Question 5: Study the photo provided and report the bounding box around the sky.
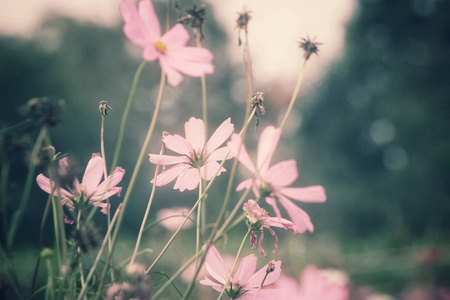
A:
[0,0,356,86]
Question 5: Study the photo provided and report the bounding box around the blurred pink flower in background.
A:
[36,153,125,223]
[228,126,326,233]
[120,0,214,86]
[199,245,281,299]
[149,117,234,191]
[243,199,297,258]
[156,207,195,231]
[273,265,349,300]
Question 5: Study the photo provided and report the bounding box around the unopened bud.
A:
[99,100,112,117]
[298,36,322,61]
[266,260,276,273]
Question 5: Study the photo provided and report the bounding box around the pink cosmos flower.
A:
[36,153,125,223]
[156,207,195,231]
[120,0,214,86]
[200,245,281,299]
[149,117,234,192]
[243,199,297,258]
[227,126,326,233]
[271,265,349,300]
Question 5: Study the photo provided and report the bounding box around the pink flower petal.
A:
[199,277,223,292]
[204,118,234,154]
[152,164,189,186]
[165,47,214,77]
[227,134,256,174]
[236,178,254,192]
[94,167,125,196]
[173,166,199,191]
[200,161,226,181]
[280,186,327,203]
[207,146,231,162]
[233,254,257,285]
[160,23,189,47]
[36,174,72,198]
[266,196,282,219]
[149,154,190,165]
[257,126,281,175]
[246,260,282,289]
[159,55,183,86]
[137,0,161,41]
[90,187,122,202]
[163,134,193,156]
[81,154,104,197]
[277,195,314,233]
[265,160,298,188]
[184,118,206,153]
[204,245,230,285]
[120,0,149,47]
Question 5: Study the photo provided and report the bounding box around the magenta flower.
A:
[243,200,297,258]
[120,0,214,86]
[149,117,234,192]
[200,245,281,299]
[36,153,125,223]
[227,126,326,233]
[271,265,349,300]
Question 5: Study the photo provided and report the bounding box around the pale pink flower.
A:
[243,199,297,258]
[200,245,281,299]
[271,265,349,300]
[36,153,125,223]
[120,0,214,86]
[156,207,195,231]
[149,117,234,192]
[227,126,326,233]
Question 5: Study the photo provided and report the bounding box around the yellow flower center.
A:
[154,40,167,53]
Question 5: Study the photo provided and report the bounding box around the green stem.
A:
[196,170,203,270]
[130,144,164,264]
[243,29,253,127]
[279,60,307,130]
[45,257,55,300]
[95,71,166,300]
[0,244,24,299]
[1,161,10,238]
[109,61,147,173]
[194,28,208,137]
[217,229,251,300]
[152,250,203,299]
[7,126,47,249]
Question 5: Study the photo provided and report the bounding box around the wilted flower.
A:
[106,262,152,300]
[120,0,214,86]
[149,117,234,192]
[20,97,65,128]
[228,126,326,233]
[244,199,297,258]
[36,153,125,223]
[72,221,101,253]
[178,4,207,40]
[200,245,281,299]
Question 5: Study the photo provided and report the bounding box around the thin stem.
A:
[77,204,122,300]
[31,196,52,293]
[45,257,55,300]
[7,126,48,249]
[194,28,208,137]
[109,61,147,173]
[100,115,114,281]
[50,196,62,269]
[0,161,10,238]
[243,29,254,126]
[130,143,164,264]
[0,244,25,299]
[217,229,251,300]
[196,170,203,270]
[95,71,166,300]
[279,60,307,130]
[152,250,203,299]
[252,271,270,300]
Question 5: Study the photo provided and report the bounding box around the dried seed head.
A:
[20,97,65,128]
[298,36,322,60]
[126,263,147,278]
[236,9,251,31]
[73,221,101,253]
[178,4,207,39]
[251,92,266,129]
[266,260,276,273]
[99,100,112,117]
